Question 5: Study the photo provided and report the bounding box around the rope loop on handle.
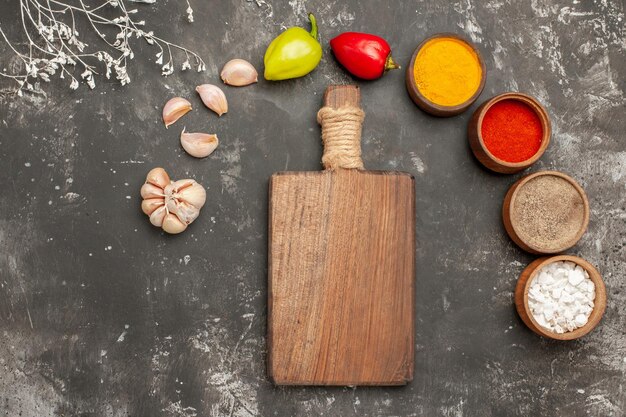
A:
[316,106,365,170]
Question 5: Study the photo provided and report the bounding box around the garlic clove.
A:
[163,182,175,198]
[171,178,196,192]
[180,129,219,158]
[163,97,192,128]
[170,201,200,224]
[141,198,165,216]
[196,84,228,116]
[162,213,187,234]
[141,183,164,199]
[149,205,167,227]
[220,59,258,86]
[165,196,178,216]
[146,167,171,189]
[165,180,205,222]
[176,181,207,208]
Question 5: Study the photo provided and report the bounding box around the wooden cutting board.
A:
[268,85,415,386]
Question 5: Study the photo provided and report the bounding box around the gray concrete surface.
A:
[0,0,624,416]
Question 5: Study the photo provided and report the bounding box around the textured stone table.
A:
[0,0,624,416]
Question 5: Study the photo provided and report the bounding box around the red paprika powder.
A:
[481,99,543,163]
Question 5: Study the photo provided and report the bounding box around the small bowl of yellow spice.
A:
[406,33,486,117]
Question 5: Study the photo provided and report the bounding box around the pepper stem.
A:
[308,13,318,40]
[385,55,400,72]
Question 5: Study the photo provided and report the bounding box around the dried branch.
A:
[0,0,206,96]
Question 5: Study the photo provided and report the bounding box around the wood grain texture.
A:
[323,84,360,108]
[268,84,415,385]
[268,169,415,385]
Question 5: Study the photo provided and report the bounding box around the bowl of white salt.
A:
[515,255,606,340]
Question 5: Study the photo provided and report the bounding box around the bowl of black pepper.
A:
[502,171,590,254]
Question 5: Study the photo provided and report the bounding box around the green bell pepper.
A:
[263,13,322,81]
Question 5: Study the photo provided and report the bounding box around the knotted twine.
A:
[316,105,365,170]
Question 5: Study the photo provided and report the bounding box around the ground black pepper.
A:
[512,175,586,251]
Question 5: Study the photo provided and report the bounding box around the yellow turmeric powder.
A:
[413,37,482,107]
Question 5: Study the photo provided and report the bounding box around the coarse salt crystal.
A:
[568,270,585,286]
[528,261,595,334]
[574,314,587,327]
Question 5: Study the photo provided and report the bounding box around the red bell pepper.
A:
[330,32,399,80]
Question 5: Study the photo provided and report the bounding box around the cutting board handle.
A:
[317,85,365,170]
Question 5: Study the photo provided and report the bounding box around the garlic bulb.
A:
[180,129,219,158]
[163,97,192,128]
[220,59,258,86]
[196,84,228,116]
[141,167,206,234]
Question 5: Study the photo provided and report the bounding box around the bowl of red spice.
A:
[468,92,551,173]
